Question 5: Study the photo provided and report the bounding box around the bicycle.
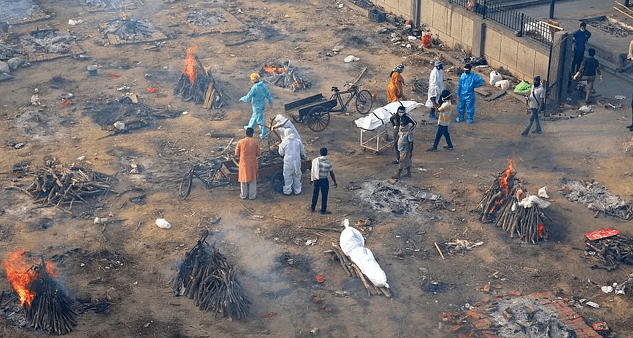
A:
[288,83,373,132]
[178,160,228,199]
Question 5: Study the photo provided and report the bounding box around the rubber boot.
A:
[391,169,402,180]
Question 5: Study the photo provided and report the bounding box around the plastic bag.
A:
[495,79,510,90]
[489,71,502,86]
[339,219,389,288]
[514,81,531,94]
[344,55,360,62]
[421,34,432,48]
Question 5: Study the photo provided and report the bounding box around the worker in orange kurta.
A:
[387,64,406,102]
[235,128,261,200]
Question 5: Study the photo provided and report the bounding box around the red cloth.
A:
[235,137,261,182]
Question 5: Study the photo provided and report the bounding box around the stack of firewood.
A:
[20,162,115,207]
[478,164,549,244]
[585,235,633,270]
[173,231,250,319]
[25,260,77,335]
[326,243,391,298]
[174,54,226,109]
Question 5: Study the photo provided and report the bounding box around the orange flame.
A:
[184,44,199,85]
[498,159,516,197]
[2,249,36,307]
[262,65,285,74]
[490,159,516,214]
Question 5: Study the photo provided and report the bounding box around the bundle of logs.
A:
[585,234,633,270]
[325,243,391,298]
[478,163,549,244]
[21,162,115,207]
[173,231,250,319]
[174,52,226,109]
[25,260,77,335]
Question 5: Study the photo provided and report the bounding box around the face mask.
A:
[437,65,443,70]
[534,82,540,87]
[398,111,404,116]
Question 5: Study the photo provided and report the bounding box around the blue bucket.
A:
[87,65,98,76]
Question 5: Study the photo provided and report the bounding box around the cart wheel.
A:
[307,106,330,132]
[355,90,373,115]
[271,170,284,194]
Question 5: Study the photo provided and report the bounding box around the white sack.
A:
[339,219,389,288]
[489,71,502,86]
[495,79,510,90]
[518,195,551,209]
[354,101,423,131]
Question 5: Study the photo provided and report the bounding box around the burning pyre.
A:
[260,62,311,92]
[3,249,77,335]
[477,160,550,244]
[173,231,250,320]
[174,45,226,109]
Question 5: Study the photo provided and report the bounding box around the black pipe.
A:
[549,0,555,19]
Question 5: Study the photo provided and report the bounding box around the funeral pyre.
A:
[477,161,551,244]
[174,45,227,109]
[259,62,311,92]
[585,229,633,271]
[173,231,250,320]
[101,15,154,41]
[560,178,633,220]
[2,249,77,335]
[15,159,116,207]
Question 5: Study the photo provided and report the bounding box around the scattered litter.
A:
[113,121,125,130]
[344,55,360,62]
[30,94,41,106]
[68,19,83,26]
[615,95,627,100]
[537,186,549,198]
[94,217,108,224]
[584,301,600,308]
[601,285,613,293]
[155,218,171,229]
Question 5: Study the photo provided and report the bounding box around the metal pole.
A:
[549,0,555,19]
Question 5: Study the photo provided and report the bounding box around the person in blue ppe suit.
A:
[240,73,273,136]
[456,63,483,124]
[278,129,305,195]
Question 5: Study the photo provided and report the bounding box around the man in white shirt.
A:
[521,76,545,136]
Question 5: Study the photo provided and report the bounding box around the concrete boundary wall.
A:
[374,0,556,83]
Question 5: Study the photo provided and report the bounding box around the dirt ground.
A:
[2,0,633,337]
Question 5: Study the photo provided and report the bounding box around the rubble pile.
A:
[185,9,225,27]
[22,30,75,54]
[357,180,439,215]
[560,178,633,220]
[81,0,125,9]
[84,96,180,133]
[590,19,631,38]
[259,62,311,92]
[0,41,19,60]
[489,298,575,338]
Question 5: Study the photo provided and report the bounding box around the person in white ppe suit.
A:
[426,60,444,119]
[278,129,305,195]
[271,114,301,142]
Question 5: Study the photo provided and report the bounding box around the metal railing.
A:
[448,0,554,46]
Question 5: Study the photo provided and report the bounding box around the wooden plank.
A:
[474,87,491,97]
[486,90,507,101]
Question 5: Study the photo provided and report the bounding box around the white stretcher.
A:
[354,101,423,153]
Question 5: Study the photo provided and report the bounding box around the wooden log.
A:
[330,243,352,277]
[351,263,376,296]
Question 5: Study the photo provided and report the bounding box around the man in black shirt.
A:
[574,48,602,104]
[572,22,591,74]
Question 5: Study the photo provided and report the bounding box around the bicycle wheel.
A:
[307,106,330,132]
[355,90,373,115]
[179,170,194,199]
